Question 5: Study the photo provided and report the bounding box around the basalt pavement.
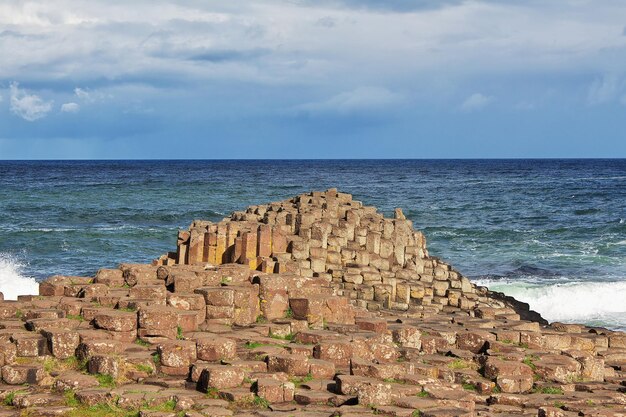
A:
[0,190,624,417]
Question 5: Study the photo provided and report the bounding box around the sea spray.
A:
[0,253,39,300]
[474,278,626,330]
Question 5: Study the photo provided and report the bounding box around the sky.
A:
[1,0,626,159]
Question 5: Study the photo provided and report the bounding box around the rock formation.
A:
[0,190,623,417]
[157,189,544,324]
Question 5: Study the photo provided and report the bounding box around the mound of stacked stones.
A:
[158,189,543,323]
[0,190,623,417]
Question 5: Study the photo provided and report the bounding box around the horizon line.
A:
[2,157,626,162]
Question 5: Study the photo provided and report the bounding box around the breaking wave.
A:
[473,278,626,330]
[0,253,40,300]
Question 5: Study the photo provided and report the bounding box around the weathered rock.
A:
[76,339,125,360]
[483,357,534,393]
[198,365,245,390]
[41,329,80,359]
[196,336,237,362]
[88,354,120,378]
[53,371,99,391]
[256,378,295,403]
[158,340,197,368]
[268,354,310,376]
[2,364,45,385]
[93,310,137,332]
[12,333,48,356]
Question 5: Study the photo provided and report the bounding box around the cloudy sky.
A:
[1,0,626,159]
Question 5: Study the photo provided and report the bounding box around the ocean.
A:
[0,160,625,330]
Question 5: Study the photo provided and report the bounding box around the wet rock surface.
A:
[0,190,623,416]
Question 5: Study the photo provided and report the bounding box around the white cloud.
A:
[75,88,92,102]
[295,86,402,115]
[460,93,493,112]
[9,82,53,121]
[587,74,622,105]
[74,87,111,103]
[61,102,80,113]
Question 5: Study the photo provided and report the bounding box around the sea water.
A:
[0,160,624,330]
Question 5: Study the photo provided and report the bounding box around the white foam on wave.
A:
[474,278,626,329]
[0,253,40,300]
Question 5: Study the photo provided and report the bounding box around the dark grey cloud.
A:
[145,41,271,64]
[187,48,270,63]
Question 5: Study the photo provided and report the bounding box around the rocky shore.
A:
[0,189,624,417]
